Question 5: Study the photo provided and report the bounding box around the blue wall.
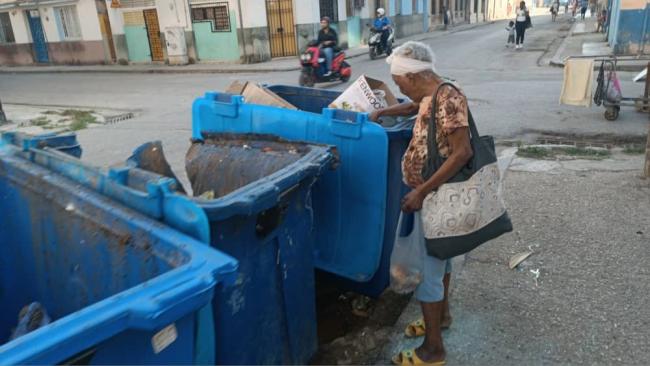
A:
[609,0,650,54]
[607,0,621,47]
[402,0,413,14]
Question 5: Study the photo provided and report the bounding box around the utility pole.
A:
[0,98,6,125]
[641,12,650,177]
[644,114,650,178]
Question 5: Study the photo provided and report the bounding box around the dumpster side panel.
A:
[193,95,390,282]
[0,163,170,322]
[327,126,413,296]
[87,314,194,364]
[209,180,318,364]
[0,146,237,365]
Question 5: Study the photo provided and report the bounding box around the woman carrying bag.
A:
[515,1,530,49]
[370,41,512,366]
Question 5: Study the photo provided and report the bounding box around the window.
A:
[119,0,156,8]
[319,0,338,22]
[0,12,15,43]
[191,3,230,32]
[347,0,365,16]
[55,6,82,40]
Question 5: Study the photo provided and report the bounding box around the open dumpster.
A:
[191,85,413,297]
[126,133,336,364]
[0,133,238,365]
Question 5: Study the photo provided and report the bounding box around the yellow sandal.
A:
[392,349,446,366]
[405,319,426,338]
[405,317,452,338]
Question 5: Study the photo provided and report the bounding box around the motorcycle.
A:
[368,26,394,60]
[298,40,352,87]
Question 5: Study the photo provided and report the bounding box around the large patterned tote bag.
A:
[420,83,513,259]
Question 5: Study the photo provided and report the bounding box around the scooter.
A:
[298,41,352,87]
[368,26,394,60]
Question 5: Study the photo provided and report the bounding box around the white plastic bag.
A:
[606,70,623,103]
[389,212,426,294]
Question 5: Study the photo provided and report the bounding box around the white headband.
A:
[386,54,436,76]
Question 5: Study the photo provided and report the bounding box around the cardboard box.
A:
[329,75,398,113]
[226,81,298,110]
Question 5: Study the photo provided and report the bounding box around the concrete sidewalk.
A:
[377,148,650,365]
[0,22,492,75]
[549,17,604,66]
[549,16,649,71]
[310,146,650,365]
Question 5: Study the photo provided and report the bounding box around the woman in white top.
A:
[515,1,528,49]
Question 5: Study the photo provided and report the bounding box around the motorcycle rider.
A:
[317,16,338,76]
[373,8,392,53]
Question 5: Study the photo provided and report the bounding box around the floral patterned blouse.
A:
[401,84,469,189]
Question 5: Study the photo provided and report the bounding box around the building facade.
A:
[0,0,494,66]
[0,0,111,65]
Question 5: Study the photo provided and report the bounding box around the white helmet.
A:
[377,8,385,16]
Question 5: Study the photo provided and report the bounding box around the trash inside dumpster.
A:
[0,133,238,365]
[127,132,336,364]
[192,85,413,297]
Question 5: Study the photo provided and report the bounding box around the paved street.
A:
[1,14,648,170]
[1,13,649,366]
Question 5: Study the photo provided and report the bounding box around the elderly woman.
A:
[370,41,473,366]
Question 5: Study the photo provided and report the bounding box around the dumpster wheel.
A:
[604,106,620,121]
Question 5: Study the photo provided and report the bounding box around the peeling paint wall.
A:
[608,0,650,55]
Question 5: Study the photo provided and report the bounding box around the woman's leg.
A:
[419,301,446,362]
[412,241,449,362]
[414,257,448,362]
[515,22,524,45]
[441,270,452,327]
[515,24,520,45]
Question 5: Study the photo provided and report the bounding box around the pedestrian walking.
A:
[550,1,559,21]
[443,6,450,30]
[564,1,569,14]
[515,1,529,49]
[589,0,597,17]
[571,0,578,18]
[596,9,607,32]
[506,21,516,47]
[580,0,588,19]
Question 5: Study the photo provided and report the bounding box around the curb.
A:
[548,20,577,67]
[0,22,495,75]
[0,65,303,75]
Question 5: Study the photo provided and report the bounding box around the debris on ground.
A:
[312,277,411,365]
[509,251,534,269]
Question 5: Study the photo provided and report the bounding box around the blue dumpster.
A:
[192,86,413,297]
[0,134,238,364]
[127,132,336,364]
[2,131,82,158]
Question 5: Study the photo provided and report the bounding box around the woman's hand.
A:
[401,188,426,213]
[369,109,383,122]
